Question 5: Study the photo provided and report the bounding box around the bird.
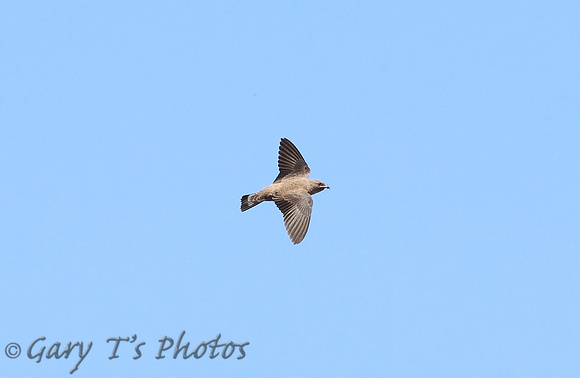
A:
[241,138,329,244]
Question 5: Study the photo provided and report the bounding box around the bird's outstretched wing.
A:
[275,192,313,244]
[273,138,310,183]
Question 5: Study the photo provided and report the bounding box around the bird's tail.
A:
[241,194,262,212]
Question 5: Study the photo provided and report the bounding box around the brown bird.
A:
[241,138,329,244]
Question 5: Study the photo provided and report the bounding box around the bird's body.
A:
[241,138,329,244]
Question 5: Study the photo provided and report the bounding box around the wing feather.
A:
[275,191,313,244]
[273,138,310,183]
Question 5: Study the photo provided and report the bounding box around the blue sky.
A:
[1,1,579,377]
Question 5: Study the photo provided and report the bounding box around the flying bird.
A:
[241,138,329,244]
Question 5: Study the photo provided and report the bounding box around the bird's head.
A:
[308,180,330,195]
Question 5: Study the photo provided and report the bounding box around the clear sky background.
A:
[1,1,579,377]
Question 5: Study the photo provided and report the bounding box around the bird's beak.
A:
[324,185,330,190]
